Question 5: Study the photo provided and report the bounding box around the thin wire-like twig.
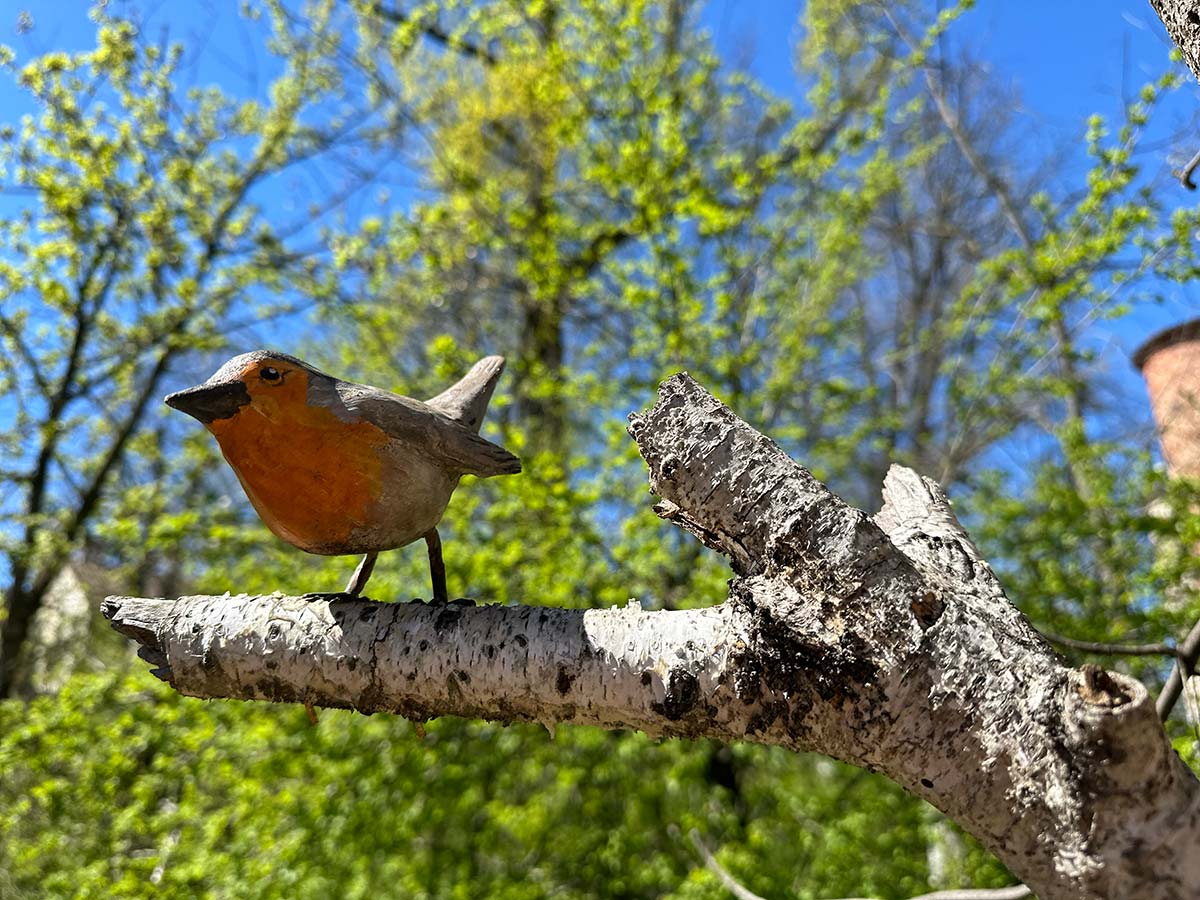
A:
[687,828,1033,900]
[687,828,767,900]
[1043,632,1176,657]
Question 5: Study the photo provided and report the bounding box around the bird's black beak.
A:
[165,380,251,424]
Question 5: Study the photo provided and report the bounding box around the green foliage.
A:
[0,673,1010,900]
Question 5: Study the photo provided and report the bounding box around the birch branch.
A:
[104,373,1200,900]
[1148,0,1200,84]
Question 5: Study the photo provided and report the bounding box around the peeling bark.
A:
[104,374,1200,900]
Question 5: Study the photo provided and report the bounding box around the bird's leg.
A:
[344,551,379,596]
[425,528,448,603]
[298,552,376,602]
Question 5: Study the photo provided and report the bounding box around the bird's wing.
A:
[335,382,521,478]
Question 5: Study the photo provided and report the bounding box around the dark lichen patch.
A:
[391,698,439,723]
[455,669,471,684]
[357,678,385,712]
[651,667,700,720]
[255,677,285,700]
[729,641,762,705]
[555,666,575,695]
[434,606,463,633]
[751,602,880,704]
[786,693,815,738]
[745,699,788,735]
[641,670,653,686]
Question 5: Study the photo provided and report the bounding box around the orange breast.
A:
[209,403,389,555]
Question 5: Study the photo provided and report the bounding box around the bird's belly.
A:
[212,414,455,555]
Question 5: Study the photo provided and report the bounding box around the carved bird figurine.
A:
[165,351,520,601]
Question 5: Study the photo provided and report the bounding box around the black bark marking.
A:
[745,700,788,735]
[652,667,700,720]
[911,590,944,629]
[746,589,881,711]
[555,666,575,695]
[434,606,463,632]
[729,640,762,704]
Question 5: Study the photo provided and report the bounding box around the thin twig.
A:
[371,4,499,65]
[1044,632,1176,657]
[688,828,1033,900]
[1174,146,1200,190]
[896,888,1032,900]
[818,885,1032,899]
[687,829,768,900]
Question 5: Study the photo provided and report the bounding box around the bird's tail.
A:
[425,355,506,434]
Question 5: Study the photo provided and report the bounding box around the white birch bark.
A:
[1148,0,1200,83]
[104,373,1200,900]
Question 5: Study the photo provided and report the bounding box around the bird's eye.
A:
[261,367,282,383]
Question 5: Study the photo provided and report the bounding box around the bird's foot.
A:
[298,591,361,603]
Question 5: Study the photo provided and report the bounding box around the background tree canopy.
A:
[1,1,1198,897]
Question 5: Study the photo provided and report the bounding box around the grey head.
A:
[164,349,341,424]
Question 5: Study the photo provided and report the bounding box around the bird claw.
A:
[298,591,360,603]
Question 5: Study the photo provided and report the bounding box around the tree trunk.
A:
[0,583,38,696]
[103,374,1200,900]
[1149,0,1200,83]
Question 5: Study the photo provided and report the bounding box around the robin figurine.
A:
[165,350,520,601]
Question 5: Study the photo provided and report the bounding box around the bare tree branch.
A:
[1157,616,1200,720]
[1042,632,1177,658]
[371,4,499,65]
